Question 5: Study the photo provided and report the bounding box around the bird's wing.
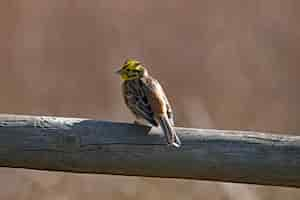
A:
[122,80,158,126]
[160,86,175,125]
[149,79,175,125]
[144,78,180,147]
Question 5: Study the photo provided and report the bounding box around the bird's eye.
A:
[126,69,130,72]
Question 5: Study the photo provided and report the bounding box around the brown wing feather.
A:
[142,77,174,125]
[142,77,180,146]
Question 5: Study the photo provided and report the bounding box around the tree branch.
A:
[0,114,299,187]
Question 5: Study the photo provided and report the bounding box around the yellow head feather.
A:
[116,59,146,80]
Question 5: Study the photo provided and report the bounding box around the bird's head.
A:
[115,59,148,80]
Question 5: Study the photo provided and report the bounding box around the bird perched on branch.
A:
[115,59,181,147]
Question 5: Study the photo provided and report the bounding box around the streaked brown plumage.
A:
[116,59,181,147]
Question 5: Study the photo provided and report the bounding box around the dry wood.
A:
[0,114,299,187]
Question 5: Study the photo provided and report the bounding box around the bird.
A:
[115,59,181,147]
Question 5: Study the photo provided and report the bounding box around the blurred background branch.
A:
[1,114,299,188]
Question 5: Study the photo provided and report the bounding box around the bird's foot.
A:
[133,120,152,133]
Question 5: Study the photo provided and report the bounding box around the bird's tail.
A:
[158,116,181,148]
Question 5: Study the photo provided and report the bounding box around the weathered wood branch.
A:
[0,114,299,187]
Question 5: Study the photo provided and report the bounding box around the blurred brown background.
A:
[1,0,300,199]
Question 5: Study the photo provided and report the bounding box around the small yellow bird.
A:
[116,59,181,147]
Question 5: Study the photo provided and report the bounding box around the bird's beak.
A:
[115,69,122,75]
